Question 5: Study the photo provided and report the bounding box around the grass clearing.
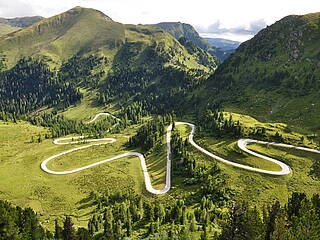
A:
[144,142,167,190]
[0,120,151,230]
[199,137,283,171]
[1,110,320,231]
[59,89,118,121]
[173,114,320,208]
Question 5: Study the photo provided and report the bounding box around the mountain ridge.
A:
[0,6,217,116]
[146,21,230,61]
[0,16,44,36]
[200,12,320,130]
[204,37,240,52]
[0,16,44,27]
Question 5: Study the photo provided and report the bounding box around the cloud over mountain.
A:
[195,19,267,42]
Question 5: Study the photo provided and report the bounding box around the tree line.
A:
[219,192,320,240]
[0,200,52,239]
[0,58,82,115]
[28,113,122,139]
[128,115,173,151]
[196,109,294,144]
[2,192,319,239]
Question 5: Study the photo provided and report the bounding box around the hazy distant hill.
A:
[147,22,230,61]
[205,38,240,52]
[0,16,43,36]
[201,12,320,129]
[0,16,44,27]
[0,25,20,37]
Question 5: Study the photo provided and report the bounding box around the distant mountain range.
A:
[0,16,44,36]
[0,16,44,27]
[0,15,239,62]
[204,38,240,52]
[0,6,217,115]
[146,22,231,61]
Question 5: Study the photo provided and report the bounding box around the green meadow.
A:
[1,111,320,230]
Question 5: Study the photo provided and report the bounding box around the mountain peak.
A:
[0,6,124,65]
[67,6,113,21]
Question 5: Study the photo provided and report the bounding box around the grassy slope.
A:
[0,25,20,36]
[1,107,320,231]
[0,112,169,230]
[0,120,145,229]
[122,24,216,72]
[217,144,320,207]
[203,12,320,132]
[176,112,320,208]
[59,90,107,121]
[0,7,125,68]
[224,90,320,134]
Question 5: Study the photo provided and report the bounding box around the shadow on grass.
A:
[76,193,96,210]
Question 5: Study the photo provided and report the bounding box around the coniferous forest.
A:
[0,4,320,240]
[1,192,320,239]
[0,58,82,115]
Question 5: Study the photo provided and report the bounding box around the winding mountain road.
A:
[41,113,320,194]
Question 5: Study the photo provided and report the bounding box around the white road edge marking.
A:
[41,114,320,194]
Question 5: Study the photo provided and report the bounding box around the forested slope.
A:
[200,12,320,130]
[0,6,217,118]
[148,22,229,61]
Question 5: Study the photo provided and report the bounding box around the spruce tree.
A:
[54,219,63,240]
[62,216,75,240]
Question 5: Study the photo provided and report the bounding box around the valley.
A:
[0,4,320,240]
[1,109,320,234]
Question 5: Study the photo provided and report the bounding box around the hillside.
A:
[0,16,44,27]
[204,37,240,52]
[0,24,20,36]
[201,12,320,131]
[1,7,320,239]
[0,7,124,67]
[0,16,43,36]
[147,22,229,61]
[147,22,213,51]
[0,6,217,116]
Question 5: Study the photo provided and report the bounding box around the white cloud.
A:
[200,33,254,42]
[0,0,319,41]
[0,0,36,17]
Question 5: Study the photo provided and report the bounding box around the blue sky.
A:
[0,0,319,41]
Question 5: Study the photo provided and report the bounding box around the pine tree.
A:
[76,228,90,240]
[190,213,197,232]
[126,217,132,237]
[114,219,122,239]
[54,219,63,240]
[265,201,280,240]
[62,216,75,240]
[172,121,175,131]
[148,222,155,235]
[200,226,208,240]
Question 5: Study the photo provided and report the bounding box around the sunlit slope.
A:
[201,12,320,130]
[0,7,125,67]
[0,25,20,37]
[0,6,217,73]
